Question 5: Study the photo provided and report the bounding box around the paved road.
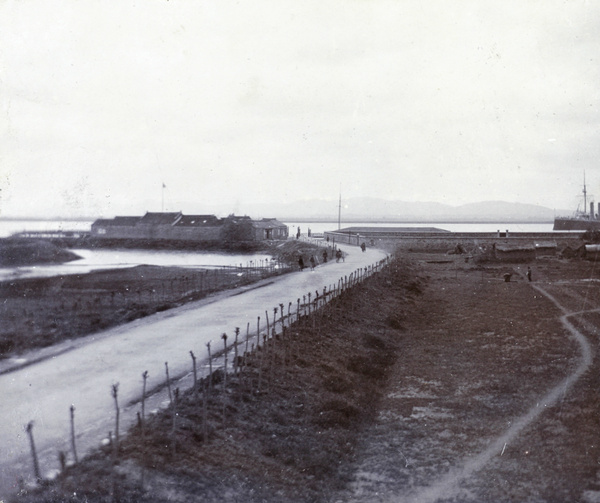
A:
[0,243,388,498]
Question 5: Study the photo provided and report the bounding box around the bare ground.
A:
[11,252,600,502]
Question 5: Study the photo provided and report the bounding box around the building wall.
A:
[324,230,581,254]
[92,217,288,242]
[170,226,222,241]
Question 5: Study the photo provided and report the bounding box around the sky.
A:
[1,0,599,218]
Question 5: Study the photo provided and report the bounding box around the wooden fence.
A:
[22,255,392,497]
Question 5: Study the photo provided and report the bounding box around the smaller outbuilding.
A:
[494,243,536,262]
[252,218,289,240]
[534,241,557,257]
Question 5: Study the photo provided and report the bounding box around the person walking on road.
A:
[309,256,316,270]
[298,256,305,271]
[527,266,532,282]
[322,250,328,263]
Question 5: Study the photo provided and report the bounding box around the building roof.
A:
[534,241,557,248]
[138,212,182,226]
[175,215,222,227]
[339,226,450,234]
[495,244,535,252]
[92,216,140,227]
[252,218,287,229]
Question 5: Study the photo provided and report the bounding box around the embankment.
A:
[0,239,81,267]
[0,240,327,359]
[12,255,414,503]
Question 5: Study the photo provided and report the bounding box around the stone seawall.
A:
[325,230,583,253]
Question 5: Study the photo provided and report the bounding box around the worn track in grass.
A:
[339,256,600,503]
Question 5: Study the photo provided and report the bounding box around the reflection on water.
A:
[0,249,274,281]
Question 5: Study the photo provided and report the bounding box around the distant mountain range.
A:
[235,198,563,223]
[0,199,567,223]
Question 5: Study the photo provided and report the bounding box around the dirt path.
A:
[338,257,600,503]
[394,280,594,503]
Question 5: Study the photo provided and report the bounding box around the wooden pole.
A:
[222,333,228,389]
[25,421,41,482]
[164,362,173,406]
[70,405,78,464]
[190,351,198,398]
[234,327,240,375]
[206,341,213,395]
[111,383,120,453]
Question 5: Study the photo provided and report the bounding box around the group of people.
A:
[297,247,345,271]
[297,255,316,271]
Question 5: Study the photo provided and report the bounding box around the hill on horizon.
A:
[1,198,566,222]
[242,198,562,222]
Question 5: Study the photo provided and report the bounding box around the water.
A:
[0,219,94,238]
[0,220,274,281]
[288,221,555,234]
[0,219,556,239]
[0,218,556,281]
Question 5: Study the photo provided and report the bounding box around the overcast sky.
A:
[1,1,599,218]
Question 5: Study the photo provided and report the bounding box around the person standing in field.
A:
[527,266,532,282]
[298,256,305,271]
[309,256,316,270]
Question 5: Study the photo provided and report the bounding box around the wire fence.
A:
[21,254,392,498]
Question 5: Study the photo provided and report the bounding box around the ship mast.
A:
[583,171,587,212]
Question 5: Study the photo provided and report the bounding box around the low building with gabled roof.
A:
[90,212,288,243]
[252,218,289,240]
[137,212,182,226]
[175,215,221,227]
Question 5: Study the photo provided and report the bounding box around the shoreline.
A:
[0,239,332,360]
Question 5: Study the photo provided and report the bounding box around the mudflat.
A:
[0,240,323,359]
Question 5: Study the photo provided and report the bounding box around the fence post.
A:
[25,421,41,483]
[245,322,250,356]
[256,316,261,349]
[190,351,198,398]
[206,341,213,395]
[234,327,240,376]
[70,404,78,464]
[164,362,173,406]
[265,310,271,344]
[111,383,120,454]
[222,333,228,390]
[141,371,148,436]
